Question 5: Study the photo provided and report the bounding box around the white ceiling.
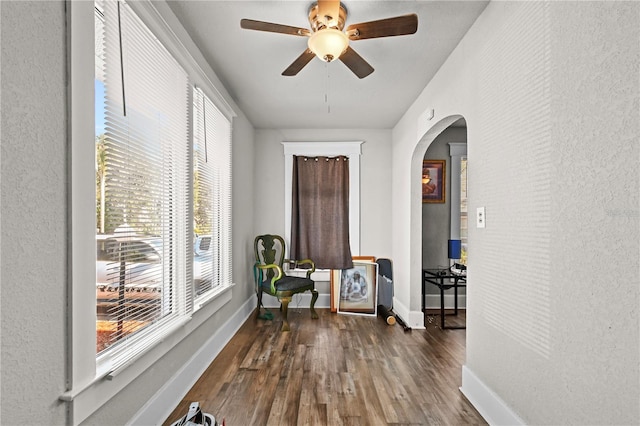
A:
[166,1,488,129]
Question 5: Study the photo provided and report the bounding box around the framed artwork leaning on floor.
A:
[336,260,378,317]
[330,256,375,312]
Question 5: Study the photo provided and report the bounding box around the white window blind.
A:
[96,0,191,372]
[192,87,232,306]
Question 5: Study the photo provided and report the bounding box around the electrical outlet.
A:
[477,207,486,228]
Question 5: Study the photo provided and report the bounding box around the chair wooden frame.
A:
[253,234,319,331]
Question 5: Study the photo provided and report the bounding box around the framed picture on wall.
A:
[422,160,446,203]
[330,256,375,313]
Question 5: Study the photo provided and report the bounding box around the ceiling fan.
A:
[240,1,418,79]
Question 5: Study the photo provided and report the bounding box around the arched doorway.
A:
[410,115,467,328]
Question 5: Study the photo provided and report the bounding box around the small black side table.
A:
[422,268,467,329]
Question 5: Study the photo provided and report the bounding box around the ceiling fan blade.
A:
[346,14,418,40]
[339,46,374,79]
[240,19,310,37]
[317,0,341,27]
[282,49,316,76]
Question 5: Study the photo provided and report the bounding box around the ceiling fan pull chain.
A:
[326,63,331,114]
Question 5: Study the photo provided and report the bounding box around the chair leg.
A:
[280,296,291,332]
[310,289,319,319]
[256,290,263,318]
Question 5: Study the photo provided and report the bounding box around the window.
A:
[94,0,232,372]
[449,143,467,264]
[95,0,191,367]
[67,1,235,421]
[283,141,362,269]
[290,155,353,269]
[192,87,232,305]
[460,156,468,264]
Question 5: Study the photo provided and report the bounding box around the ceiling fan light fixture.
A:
[308,28,348,62]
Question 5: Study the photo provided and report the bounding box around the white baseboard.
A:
[262,294,428,332]
[425,294,467,309]
[245,293,464,326]
[389,298,425,329]
[406,310,426,329]
[460,365,525,426]
[128,296,256,425]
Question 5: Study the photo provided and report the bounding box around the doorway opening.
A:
[415,116,468,329]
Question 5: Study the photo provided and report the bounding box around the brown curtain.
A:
[291,155,353,270]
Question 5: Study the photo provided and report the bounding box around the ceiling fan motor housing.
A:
[308,2,348,31]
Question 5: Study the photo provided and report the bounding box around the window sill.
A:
[287,268,330,281]
[195,282,235,311]
[60,283,234,423]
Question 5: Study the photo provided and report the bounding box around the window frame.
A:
[449,142,467,263]
[192,86,233,309]
[64,1,235,423]
[95,0,193,364]
[282,141,362,279]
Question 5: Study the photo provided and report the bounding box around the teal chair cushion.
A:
[261,275,313,292]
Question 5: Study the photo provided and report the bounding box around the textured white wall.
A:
[1,2,68,423]
[392,1,639,424]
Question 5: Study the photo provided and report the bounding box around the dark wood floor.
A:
[164,308,485,426]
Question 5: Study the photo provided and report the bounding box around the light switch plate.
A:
[477,207,486,228]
